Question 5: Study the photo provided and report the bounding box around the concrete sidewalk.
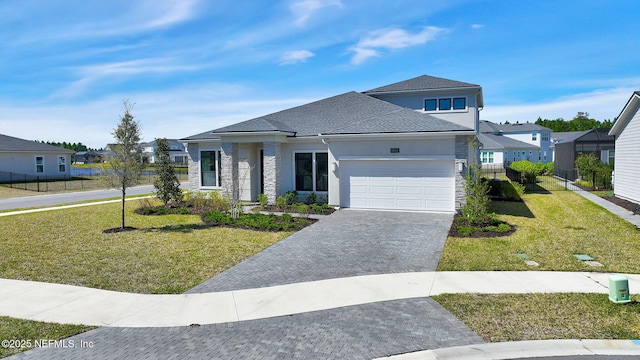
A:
[567,182,640,228]
[2,271,639,328]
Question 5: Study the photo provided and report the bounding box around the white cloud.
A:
[482,87,635,123]
[471,24,484,29]
[290,0,343,26]
[0,84,317,149]
[279,50,315,65]
[51,59,202,99]
[349,26,447,65]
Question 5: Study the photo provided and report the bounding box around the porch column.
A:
[455,136,471,211]
[263,141,281,204]
[221,142,239,197]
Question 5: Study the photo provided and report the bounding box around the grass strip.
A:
[433,293,640,342]
[0,316,95,358]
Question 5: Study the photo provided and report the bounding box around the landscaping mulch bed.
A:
[448,213,516,238]
[602,195,640,214]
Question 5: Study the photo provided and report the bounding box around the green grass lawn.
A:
[0,317,95,358]
[438,190,640,273]
[0,199,291,294]
[434,188,640,342]
[433,293,640,342]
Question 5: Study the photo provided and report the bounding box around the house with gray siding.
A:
[0,134,73,182]
[181,75,483,212]
[552,129,615,180]
[609,91,640,204]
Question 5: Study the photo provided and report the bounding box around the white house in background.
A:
[0,134,73,182]
[181,75,483,212]
[478,120,553,167]
[141,139,188,164]
[477,132,540,168]
[609,91,640,204]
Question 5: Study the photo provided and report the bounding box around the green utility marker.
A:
[573,254,594,261]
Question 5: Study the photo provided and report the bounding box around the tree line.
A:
[533,112,614,132]
[38,141,103,152]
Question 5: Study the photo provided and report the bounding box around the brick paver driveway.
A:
[13,210,484,359]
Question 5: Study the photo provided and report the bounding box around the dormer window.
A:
[424,97,466,112]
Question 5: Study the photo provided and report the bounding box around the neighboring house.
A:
[552,129,615,180]
[140,139,188,164]
[181,75,483,212]
[477,132,539,168]
[74,150,101,164]
[609,91,640,204]
[0,134,73,182]
[477,120,553,167]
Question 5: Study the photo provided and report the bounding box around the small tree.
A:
[461,163,491,225]
[102,100,144,230]
[153,138,182,207]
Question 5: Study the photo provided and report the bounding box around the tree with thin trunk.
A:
[153,138,182,207]
[102,100,144,231]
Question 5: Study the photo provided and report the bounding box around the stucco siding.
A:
[614,107,640,204]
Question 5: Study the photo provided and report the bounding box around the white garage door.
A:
[340,159,455,212]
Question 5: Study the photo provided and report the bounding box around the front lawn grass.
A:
[433,293,640,342]
[0,200,292,294]
[0,317,95,358]
[438,190,640,273]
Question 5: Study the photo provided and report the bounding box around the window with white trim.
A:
[35,156,44,173]
[532,132,537,141]
[294,152,328,192]
[58,156,66,172]
[541,132,550,141]
[424,97,466,112]
[481,151,494,164]
[200,150,222,187]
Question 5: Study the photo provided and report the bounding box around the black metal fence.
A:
[0,168,188,193]
[480,165,575,192]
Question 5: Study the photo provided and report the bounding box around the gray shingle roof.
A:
[0,134,74,153]
[478,133,539,150]
[363,75,480,94]
[182,91,472,140]
[480,120,551,133]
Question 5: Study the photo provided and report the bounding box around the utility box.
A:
[609,275,632,304]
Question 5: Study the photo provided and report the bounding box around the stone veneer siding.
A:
[221,142,238,198]
[454,136,471,211]
[262,142,281,204]
[187,143,200,192]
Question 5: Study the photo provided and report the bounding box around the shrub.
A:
[257,193,268,207]
[456,226,473,237]
[275,195,288,209]
[305,192,317,204]
[201,211,311,231]
[510,160,543,184]
[461,164,491,225]
[285,191,298,205]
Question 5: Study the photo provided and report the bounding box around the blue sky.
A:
[1,0,639,148]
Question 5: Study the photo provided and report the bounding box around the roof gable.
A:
[609,91,640,136]
[0,134,74,153]
[478,133,539,150]
[363,74,480,94]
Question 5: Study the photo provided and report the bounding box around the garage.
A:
[339,159,455,212]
